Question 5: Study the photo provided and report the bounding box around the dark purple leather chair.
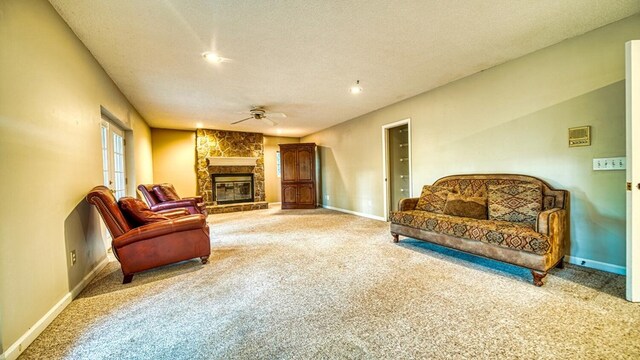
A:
[137,183,207,216]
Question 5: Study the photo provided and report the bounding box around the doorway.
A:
[382,119,412,221]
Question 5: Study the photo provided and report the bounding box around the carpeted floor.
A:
[20,206,640,359]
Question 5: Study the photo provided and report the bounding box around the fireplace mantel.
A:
[207,157,259,167]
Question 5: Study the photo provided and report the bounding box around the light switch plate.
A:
[593,157,626,171]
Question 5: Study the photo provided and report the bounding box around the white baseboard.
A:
[321,204,386,222]
[564,255,626,275]
[1,257,109,360]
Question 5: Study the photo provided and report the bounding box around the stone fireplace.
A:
[196,129,268,213]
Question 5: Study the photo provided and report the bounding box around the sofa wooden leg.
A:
[201,256,209,264]
[555,259,565,269]
[391,232,399,243]
[531,271,547,287]
[123,274,133,284]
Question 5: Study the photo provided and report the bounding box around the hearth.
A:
[212,173,254,204]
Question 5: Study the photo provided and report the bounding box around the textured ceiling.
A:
[49,0,639,137]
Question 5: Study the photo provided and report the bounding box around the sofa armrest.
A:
[536,208,565,236]
[150,199,198,212]
[398,198,419,211]
[183,196,203,203]
[157,208,190,218]
[113,214,207,249]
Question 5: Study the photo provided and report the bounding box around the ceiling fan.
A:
[231,107,286,126]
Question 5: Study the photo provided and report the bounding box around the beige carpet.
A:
[20,206,640,359]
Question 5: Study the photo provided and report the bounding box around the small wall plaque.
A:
[569,126,591,147]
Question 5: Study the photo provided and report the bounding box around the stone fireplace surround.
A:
[196,129,268,213]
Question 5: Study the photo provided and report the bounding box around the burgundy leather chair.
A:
[87,186,211,284]
[137,183,207,216]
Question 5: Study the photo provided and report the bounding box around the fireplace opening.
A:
[212,173,254,204]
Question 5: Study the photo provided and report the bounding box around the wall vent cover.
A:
[569,126,591,147]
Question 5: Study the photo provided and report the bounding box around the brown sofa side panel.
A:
[115,227,211,275]
[543,209,567,269]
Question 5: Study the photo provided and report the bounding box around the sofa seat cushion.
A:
[390,210,550,255]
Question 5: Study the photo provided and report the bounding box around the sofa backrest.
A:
[433,174,568,211]
[86,185,132,238]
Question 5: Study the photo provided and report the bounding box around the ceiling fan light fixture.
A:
[202,52,226,63]
[350,80,363,94]
[231,107,284,126]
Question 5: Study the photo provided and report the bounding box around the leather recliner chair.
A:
[138,183,208,216]
[87,186,211,284]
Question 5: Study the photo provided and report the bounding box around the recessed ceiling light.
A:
[202,52,227,63]
[196,122,203,128]
[350,80,363,94]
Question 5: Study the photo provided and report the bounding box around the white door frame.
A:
[99,109,128,252]
[626,40,640,302]
[100,118,127,198]
[382,118,412,221]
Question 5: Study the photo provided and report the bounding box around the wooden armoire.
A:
[279,143,316,209]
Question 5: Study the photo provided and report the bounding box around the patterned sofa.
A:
[390,174,568,286]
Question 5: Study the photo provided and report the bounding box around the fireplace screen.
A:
[212,174,254,204]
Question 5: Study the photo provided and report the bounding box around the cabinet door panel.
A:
[282,185,297,204]
[297,148,314,181]
[297,184,315,205]
[282,149,297,182]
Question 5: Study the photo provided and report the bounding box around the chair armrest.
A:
[183,196,203,203]
[157,208,190,218]
[536,208,565,236]
[113,214,207,249]
[150,199,198,212]
[398,198,419,211]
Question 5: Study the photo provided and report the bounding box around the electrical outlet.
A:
[593,157,626,171]
[70,250,77,266]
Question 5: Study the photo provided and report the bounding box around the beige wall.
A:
[131,120,154,194]
[303,15,640,268]
[151,129,197,197]
[0,0,153,354]
[264,136,300,202]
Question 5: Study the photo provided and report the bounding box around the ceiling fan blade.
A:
[231,117,253,125]
[262,117,277,126]
[265,112,286,118]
